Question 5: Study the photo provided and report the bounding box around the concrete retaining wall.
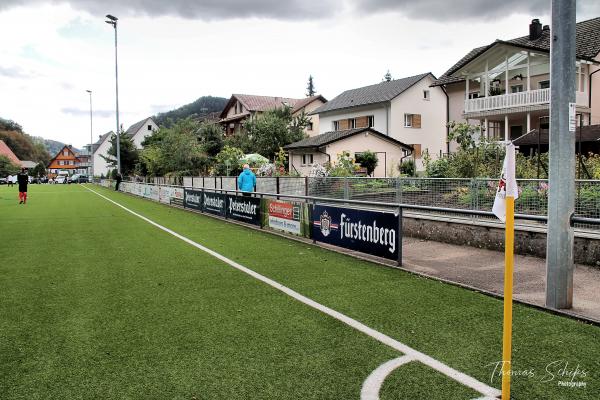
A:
[403,216,600,266]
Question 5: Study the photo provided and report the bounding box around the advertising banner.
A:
[202,192,226,216]
[262,199,310,237]
[159,186,173,204]
[171,187,184,206]
[184,189,203,211]
[312,205,399,260]
[226,194,261,226]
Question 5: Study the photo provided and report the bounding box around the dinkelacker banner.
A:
[226,194,261,226]
[312,204,399,260]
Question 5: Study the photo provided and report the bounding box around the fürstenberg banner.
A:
[312,204,399,260]
[203,192,226,216]
[262,199,310,237]
[226,194,261,226]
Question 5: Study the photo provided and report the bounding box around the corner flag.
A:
[492,143,518,222]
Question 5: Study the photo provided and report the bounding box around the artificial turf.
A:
[0,184,598,399]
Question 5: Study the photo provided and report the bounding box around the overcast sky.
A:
[1,1,599,148]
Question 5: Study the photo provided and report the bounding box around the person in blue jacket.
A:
[237,164,256,197]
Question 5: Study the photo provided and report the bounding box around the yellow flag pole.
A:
[501,195,515,399]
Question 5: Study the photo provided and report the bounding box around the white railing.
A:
[465,88,590,113]
[464,88,550,113]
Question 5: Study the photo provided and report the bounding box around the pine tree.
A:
[306,75,316,97]
[384,70,392,82]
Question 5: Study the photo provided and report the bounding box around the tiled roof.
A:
[514,124,600,145]
[291,95,327,113]
[220,94,305,119]
[93,131,113,153]
[283,127,413,150]
[311,73,431,114]
[0,139,20,164]
[432,17,600,87]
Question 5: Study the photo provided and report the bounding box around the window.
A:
[63,149,69,156]
[404,113,421,128]
[333,121,340,131]
[147,125,152,131]
[539,116,550,132]
[539,80,550,89]
[468,92,480,99]
[423,90,430,100]
[307,122,313,131]
[487,121,502,140]
[348,118,356,129]
[367,115,374,127]
[511,85,524,93]
[302,154,313,165]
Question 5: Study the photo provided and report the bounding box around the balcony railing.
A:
[464,88,550,113]
[464,88,590,114]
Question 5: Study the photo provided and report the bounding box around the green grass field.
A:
[1,184,598,399]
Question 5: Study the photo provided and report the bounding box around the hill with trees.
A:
[0,117,50,164]
[154,96,228,128]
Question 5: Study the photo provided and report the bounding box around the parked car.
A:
[69,174,89,183]
[0,177,7,185]
[55,175,67,184]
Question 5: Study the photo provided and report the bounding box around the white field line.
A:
[361,355,415,400]
[85,186,501,399]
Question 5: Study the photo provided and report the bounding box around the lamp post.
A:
[86,90,93,180]
[105,14,121,175]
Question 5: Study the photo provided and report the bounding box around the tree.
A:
[447,121,482,150]
[244,106,308,159]
[101,133,139,175]
[214,146,245,176]
[0,155,20,176]
[0,117,23,133]
[356,150,379,176]
[197,122,224,157]
[384,70,392,82]
[31,162,46,177]
[306,75,316,97]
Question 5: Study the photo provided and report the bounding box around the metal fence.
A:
[178,176,600,230]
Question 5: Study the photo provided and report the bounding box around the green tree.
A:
[384,70,392,82]
[0,155,20,176]
[244,106,307,159]
[31,162,46,177]
[224,131,253,154]
[101,133,139,175]
[214,146,245,176]
[306,75,316,96]
[356,150,378,176]
[447,121,482,150]
[197,122,224,157]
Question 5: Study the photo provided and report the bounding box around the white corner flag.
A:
[492,143,518,222]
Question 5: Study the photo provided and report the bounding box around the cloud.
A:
[0,65,36,79]
[62,107,114,118]
[0,0,339,21]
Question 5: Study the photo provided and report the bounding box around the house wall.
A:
[318,105,388,134]
[592,54,600,125]
[93,135,113,177]
[325,132,407,177]
[289,150,329,176]
[131,119,159,148]
[390,75,447,170]
[300,99,325,137]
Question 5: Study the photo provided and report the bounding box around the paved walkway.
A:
[402,237,600,323]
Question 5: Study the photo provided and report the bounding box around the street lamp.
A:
[86,89,94,181]
[105,14,121,175]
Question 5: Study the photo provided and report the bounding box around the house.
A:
[47,145,82,177]
[284,127,413,177]
[91,117,158,177]
[0,140,37,170]
[431,17,600,149]
[308,73,447,171]
[219,94,326,136]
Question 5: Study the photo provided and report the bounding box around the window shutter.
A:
[339,119,349,130]
[411,144,422,159]
[355,116,368,128]
[413,114,421,128]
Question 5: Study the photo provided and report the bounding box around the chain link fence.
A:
[179,176,600,231]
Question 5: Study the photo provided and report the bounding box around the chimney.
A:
[543,25,550,31]
[529,19,542,40]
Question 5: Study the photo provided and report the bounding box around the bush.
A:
[398,159,415,176]
[355,150,378,176]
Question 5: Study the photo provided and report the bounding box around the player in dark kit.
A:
[17,168,29,204]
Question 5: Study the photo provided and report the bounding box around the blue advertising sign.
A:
[226,194,261,226]
[312,205,399,260]
[184,189,203,211]
[203,192,226,216]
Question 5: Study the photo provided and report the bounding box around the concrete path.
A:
[402,237,600,323]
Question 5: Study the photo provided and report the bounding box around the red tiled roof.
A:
[0,140,20,164]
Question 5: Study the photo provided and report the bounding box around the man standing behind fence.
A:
[238,164,256,197]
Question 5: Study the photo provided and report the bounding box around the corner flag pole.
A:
[501,193,515,399]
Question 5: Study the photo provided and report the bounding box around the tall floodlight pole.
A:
[546,0,576,309]
[105,14,121,175]
[86,90,94,180]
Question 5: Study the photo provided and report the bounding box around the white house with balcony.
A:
[431,17,600,148]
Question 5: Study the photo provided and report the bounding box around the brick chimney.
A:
[529,19,543,40]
